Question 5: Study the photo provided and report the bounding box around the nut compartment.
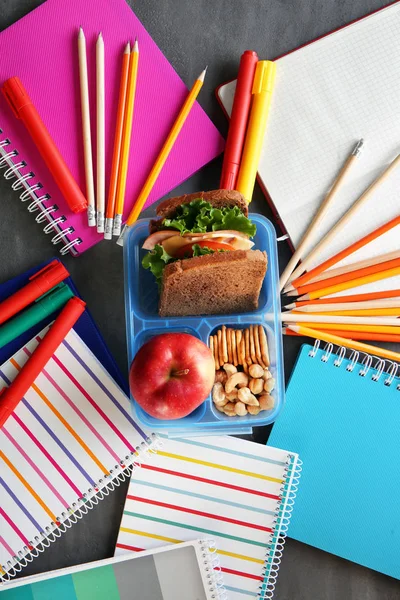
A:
[124,213,284,434]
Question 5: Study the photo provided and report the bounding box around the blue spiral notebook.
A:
[268,343,400,580]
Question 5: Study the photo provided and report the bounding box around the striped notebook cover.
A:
[0,327,158,582]
[115,435,301,600]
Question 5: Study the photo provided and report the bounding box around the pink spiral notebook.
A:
[0,0,224,256]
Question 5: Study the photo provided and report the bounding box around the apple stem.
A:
[173,368,190,377]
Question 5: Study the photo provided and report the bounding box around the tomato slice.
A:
[173,240,235,259]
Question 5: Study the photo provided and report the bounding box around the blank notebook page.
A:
[218,2,400,295]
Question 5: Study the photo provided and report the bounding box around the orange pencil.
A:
[283,328,400,343]
[285,322,400,334]
[291,214,400,290]
[104,42,131,239]
[295,265,400,301]
[292,307,400,317]
[284,289,400,310]
[287,256,400,296]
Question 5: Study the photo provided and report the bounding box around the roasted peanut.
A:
[223,363,237,377]
[223,402,236,416]
[215,370,227,384]
[249,378,264,395]
[247,405,261,415]
[258,394,275,411]
[237,387,259,406]
[225,372,249,393]
[249,364,264,378]
[264,377,275,393]
[262,369,272,381]
[235,401,248,416]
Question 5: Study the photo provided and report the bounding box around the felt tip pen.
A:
[1,77,88,214]
[220,50,258,190]
[0,296,86,427]
[0,260,69,326]
[236,60,276,203]
[0,283,74,349]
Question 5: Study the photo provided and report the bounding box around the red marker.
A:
[2,77,88,214]
[0,260,69,326]
[220,50,258,190]
[0,297,86,427]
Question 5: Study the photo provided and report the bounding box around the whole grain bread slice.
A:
[159,249,267,317]
[149,189,248,234]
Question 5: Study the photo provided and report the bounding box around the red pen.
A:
[220,50,258,190]
[0,296,86,427]
[1,77,88,214]
[0,260,69,326]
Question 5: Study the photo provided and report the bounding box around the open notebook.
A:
[116,435,301,600]
[0,327,158,582]
[268,343,400,579]
[217,2,400,295]
[0,0,224,256]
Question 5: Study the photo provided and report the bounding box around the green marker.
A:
[0,283,74,348]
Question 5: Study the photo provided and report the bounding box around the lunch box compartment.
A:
[124,213,284,434]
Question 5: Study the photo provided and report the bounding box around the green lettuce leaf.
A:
[192,244,215,256]
[142,244,174,287]
[163,199,256,237]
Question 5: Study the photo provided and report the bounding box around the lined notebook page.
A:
[116,435,299,600]
[0,328,153,578]
[218,2,400,295]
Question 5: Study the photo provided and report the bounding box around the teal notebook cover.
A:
[268,343,400,579]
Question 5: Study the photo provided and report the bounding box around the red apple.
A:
[129,333,215,420]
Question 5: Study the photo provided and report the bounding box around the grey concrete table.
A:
[1,1,400,598]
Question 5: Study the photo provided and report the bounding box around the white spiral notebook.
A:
[218,1,400,295]
[116,435,301,600]
[0,326,159,582]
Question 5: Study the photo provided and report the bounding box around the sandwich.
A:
[142,189,268,317]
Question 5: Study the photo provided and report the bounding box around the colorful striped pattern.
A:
[117,435,294,600]
[0,328,151,578]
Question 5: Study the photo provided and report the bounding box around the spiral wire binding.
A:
[0,433,162,582]
[0,129,82,256]
[258,454,302,599]
[200,539,228,600]
[309,340,400,388]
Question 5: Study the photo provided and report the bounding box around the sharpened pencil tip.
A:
[133,38,139,53]
[124,42,131,53]
[79,26,84,37]
[283,304,294,311]
[197,67,207,83]
[284,283,295,293]
[286,290,298,297]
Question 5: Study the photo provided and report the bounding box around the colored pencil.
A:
[113,39,139,237]
[284,289,400,309]
[77,27,96,227]
[285,324,400,363]
[290,299,400,312]
[291,307,400,317]
[96,32,105,233]
[104,42,130,240]
[287,154,400,284]
[290,214,400,290]
[300,249,400,286]
[280,140,364,290]
[284,322,400,334]
[283,327,400,343]
[282,313,400,326]
[293,265,400,301]
[287,256,400,296]
[116,67,207,245]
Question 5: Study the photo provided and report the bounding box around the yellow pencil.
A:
[113,39,139,237]
[117,67,207,246]
[236,61,276,203]
[286,324,400,363]
[289,322,400,335]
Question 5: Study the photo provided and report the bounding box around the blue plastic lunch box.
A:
[123,213,284,435]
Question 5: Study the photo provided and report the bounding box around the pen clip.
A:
[29,260,61,282]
